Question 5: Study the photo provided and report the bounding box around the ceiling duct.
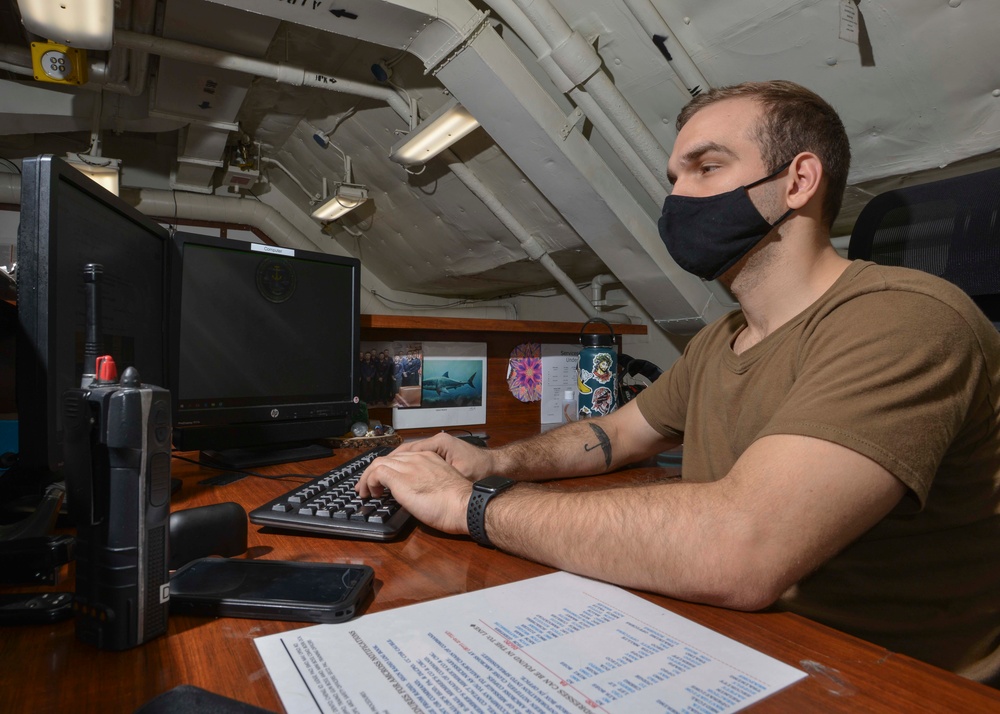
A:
[205,0,727,333]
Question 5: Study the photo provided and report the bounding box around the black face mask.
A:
[657,161,793,281]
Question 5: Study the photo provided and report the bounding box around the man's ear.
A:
[785,152,823,212]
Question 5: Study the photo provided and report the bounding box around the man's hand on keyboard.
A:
[390,433,493,481]
[356,450,472,535]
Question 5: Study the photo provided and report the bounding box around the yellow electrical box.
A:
[30,41,88,86]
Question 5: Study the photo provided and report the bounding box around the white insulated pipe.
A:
[504,0,671,191]
[621,0,711,99]
[0,60,33,77]
[114,30,413,122]
[0,174,515,319]
[0,42,144,96]
[445,150,599,319]
[485,0,665,202]
[6,29,610,321]
[102,0,157,96]
[382,106,607,320]
[0,173,325,255]
[590,273,620,304]
[120,187,327,253]
[0,174,19,204]
[259,157,323,203]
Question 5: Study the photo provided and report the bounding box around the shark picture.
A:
[422,371,477,395]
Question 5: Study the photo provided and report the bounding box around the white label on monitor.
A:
[251,243,295,257]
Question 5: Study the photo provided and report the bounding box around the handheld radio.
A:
[61,263,171,650]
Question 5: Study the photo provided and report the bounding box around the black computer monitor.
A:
[167,233,361,468]
[15,155,168,484]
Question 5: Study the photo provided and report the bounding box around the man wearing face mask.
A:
[357,80,1000,685]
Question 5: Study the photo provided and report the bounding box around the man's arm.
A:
[359,432,906,611]
[493,400,678,480]
[385,399,678,483]
[489,433,907,609]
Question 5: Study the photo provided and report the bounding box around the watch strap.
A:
[467,477,515,548]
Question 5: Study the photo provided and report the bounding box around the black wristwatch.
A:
[466,476,516,548]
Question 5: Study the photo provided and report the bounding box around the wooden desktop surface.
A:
[1,427,998,713]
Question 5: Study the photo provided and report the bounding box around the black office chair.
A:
[847,166,1000,327]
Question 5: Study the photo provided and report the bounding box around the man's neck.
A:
[731,241,851,354]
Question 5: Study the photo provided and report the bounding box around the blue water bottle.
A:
[578,318,618,418]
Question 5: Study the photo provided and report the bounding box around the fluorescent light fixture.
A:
[311,183,369,221]
[389,99,480,167]
[65,152,121,195]
[16,0,114,49]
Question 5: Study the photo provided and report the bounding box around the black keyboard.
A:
[248,446,410,540]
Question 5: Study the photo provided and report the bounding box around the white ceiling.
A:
[2,0,999,331]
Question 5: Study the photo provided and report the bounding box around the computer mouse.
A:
[456,434,488,448]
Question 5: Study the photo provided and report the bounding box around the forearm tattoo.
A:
[583,423,613,470]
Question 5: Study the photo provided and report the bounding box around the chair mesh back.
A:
[848,167,1000,322]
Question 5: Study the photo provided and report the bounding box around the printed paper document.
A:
[255,572,805,714]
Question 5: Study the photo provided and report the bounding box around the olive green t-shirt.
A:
[636,260,1000,683]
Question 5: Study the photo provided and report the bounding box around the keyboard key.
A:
[248,446,410,540]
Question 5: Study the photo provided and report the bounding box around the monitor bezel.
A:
[166,232,361,453]
[15,154,170,477]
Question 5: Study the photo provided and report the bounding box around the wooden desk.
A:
[2,432,998,713]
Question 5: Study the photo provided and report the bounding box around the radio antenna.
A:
[81,263,103,387]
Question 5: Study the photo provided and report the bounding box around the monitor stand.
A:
[199,442,333,471]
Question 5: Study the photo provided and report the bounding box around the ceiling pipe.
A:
[0,43,141,96]
[0,173,514,319]
[393,122,621,321]
[590,273,620,304]
[0,60,33,77]
[1,175,321,255]
[0,1,153,97]
[259,157,323,203]
[380,94,611,321]
[0,174,19,204]
[102,0,157,96]
[496,0,671,192]
[94,32,584,319]
[198,0,726,332]
[50,20,640,323]
[442,149,601,320]
[121,187,327,252]
[621,0,711,98]
[103,0,132,85]
[0,44,32,70]
[114,30,413,122]
[484,1,665,203]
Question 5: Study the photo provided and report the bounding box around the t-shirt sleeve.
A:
[758,290,988,503]
[635,341,694,439]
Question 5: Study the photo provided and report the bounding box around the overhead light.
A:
[16,0,114,49]
[65,152,120,195]
[29,41,88,85]
[311,184,369,221]
[389,99,480,167]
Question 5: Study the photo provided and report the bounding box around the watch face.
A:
[475,475,515,493]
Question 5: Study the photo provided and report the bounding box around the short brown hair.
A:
[676,80,851,229]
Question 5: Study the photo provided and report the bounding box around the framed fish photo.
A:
[392,343,487,429]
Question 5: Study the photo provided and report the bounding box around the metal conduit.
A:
[102,0,157,96]
[114,31,413,122]
[3,29,612,320]
[0,173,516,319]
[111,30,604,319]
[503,0,671,191]
[485,0,665,203]
[621,0,712,97]
[443,149,601,320]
